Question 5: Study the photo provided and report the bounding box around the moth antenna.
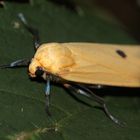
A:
[18,13,40,49]
[18,13,28,25]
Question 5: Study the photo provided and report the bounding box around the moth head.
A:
[28,58,46,79]
[35,66,44,77]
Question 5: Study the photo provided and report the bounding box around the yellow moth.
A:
[29,42,140,87]
[1,13,140,126]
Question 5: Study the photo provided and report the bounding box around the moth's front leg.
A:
[0,58,30,69]
[45,79,51,116]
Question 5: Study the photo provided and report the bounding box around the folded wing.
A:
[59,43,140,87]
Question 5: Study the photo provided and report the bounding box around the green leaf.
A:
[0,1,140,140]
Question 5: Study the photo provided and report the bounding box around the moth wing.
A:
[58,43,140,87]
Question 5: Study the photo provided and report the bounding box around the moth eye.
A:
[35,66,44,77]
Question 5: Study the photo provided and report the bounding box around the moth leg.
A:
[45,79,51,116]
[88,84,103,89]
[77,85,125,126]
[0,58,30,69]
[64,83,124,126]
[18,13,40,49]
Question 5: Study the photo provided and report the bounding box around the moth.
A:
[1,13,140,126]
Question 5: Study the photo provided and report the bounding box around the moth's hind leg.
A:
[87,84,103,89]
[0,58,30,69]
[18,13,40,49]
[63,83,125,126]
